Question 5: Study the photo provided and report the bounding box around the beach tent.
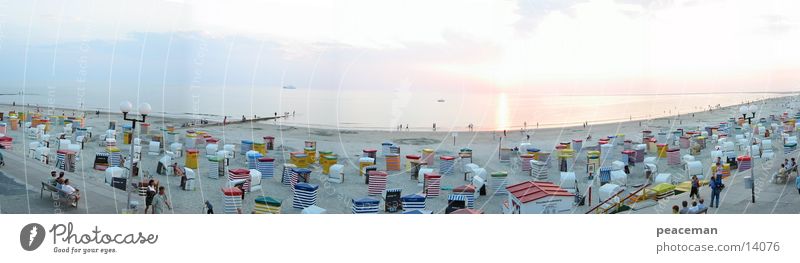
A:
[368,171,388,196]
[183,168,196,191]
[56,150,77,172]
[401,194,426,210]
[473,168,487,182]
[610,169,627,186]
[423,173,442,197]
[148,141,161,156]
[328,164,344,183]
[256,157,275,179]
[598,183,623,204]
[169,142,183,157]
[363,166,377,184]
[222,187,243,214]
[352,197,380,214]
[402,209,433,214]
[463,163,480,180]
[254,196,282,214]
[291,168,312,186]
[445,194,467,214]
[418,167,434,183]
[246,150,262,170]
[302,205,326,214]
[472,176,486,196]
[531,160,548,180]
[489,172,509,196]
[439,156,455,175]
[559,172,577,193]
[223,144,236,159]
[104,167,125,185]
[205,142,218,157]
[249,169,263,192]
[281,163,297,186]
[358,157,374,176]
[292,183,318,209]
[384,188,402,212]
[93,152,110,171]
[599,167,611,185]
[227,168,251,192]
[452,185,476,208]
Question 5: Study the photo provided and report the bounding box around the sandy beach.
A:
[1,95,799,214]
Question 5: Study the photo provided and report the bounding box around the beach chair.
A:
[249,169,263,192]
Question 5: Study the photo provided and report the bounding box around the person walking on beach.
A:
[709,174,722,208]
[406,124,409,130]
[152,186,172,214]
[690,175,700,200]
[205,200,214,214]
[503,130,506,137]
[432,123,436,131]
[144,180,156,214]
[795,174,800,195]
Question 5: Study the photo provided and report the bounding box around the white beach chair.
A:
[249,169,262,192]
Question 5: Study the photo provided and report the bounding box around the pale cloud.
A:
[3,0,800,94]
[192,0,520,50]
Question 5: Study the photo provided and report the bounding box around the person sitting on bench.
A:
[60,179,80,207]
[48,171,58,186]
[774,164,788,183]
[55,172,66,187]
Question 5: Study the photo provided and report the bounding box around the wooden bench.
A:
[40,181,79,207]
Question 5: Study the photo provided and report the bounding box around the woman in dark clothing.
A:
[689,175,700,200]
[144,180,156,214]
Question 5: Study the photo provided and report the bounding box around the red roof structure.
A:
[506,181,574,204]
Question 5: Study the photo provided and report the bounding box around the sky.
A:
[1,0,800,104]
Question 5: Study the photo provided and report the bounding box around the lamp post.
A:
[744,105,758,203]
[740,105,758,125]
[120,101,151,177]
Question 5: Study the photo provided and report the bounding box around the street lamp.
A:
[739,105,750,125]
[120,101,151,176]
[118,101,151,213]
[746,105,758,203]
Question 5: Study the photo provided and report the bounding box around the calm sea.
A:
[1,87,792,131]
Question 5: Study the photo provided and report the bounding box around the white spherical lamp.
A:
[739,106,749,115]
[139,103,152,115]
[119,101,133,113]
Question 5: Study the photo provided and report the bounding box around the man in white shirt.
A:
[60,179,81,207]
